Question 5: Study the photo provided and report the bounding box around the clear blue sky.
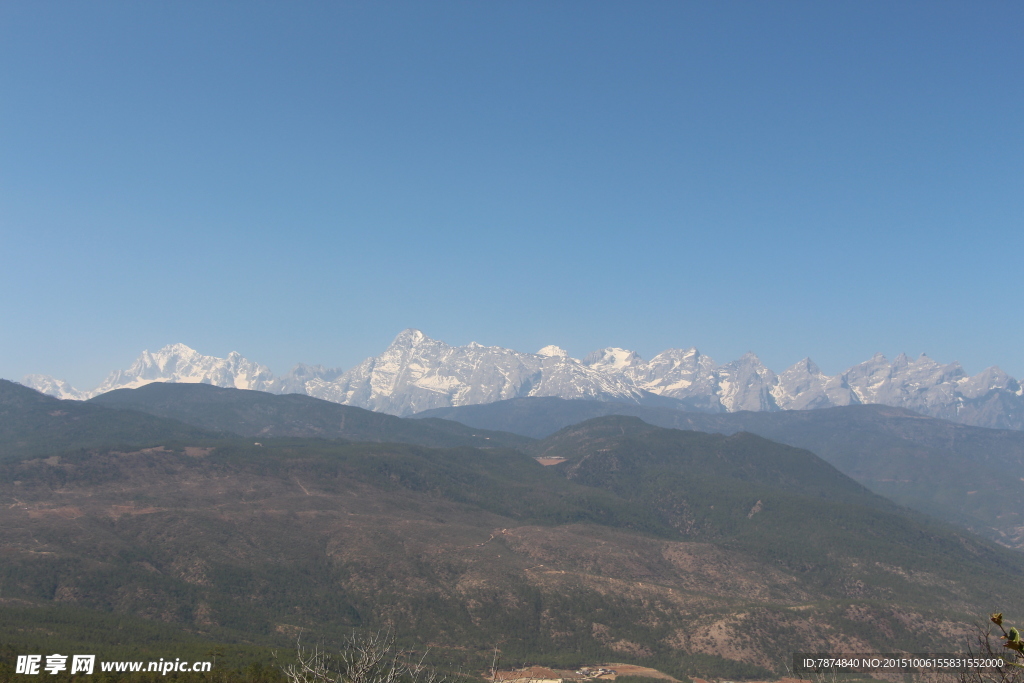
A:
[2,1,1022,388]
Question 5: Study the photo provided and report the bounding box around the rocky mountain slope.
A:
[21,329,1024,429]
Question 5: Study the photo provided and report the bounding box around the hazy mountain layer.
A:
[21,329,1024,429]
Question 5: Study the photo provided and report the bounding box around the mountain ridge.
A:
[21,328,1024,429]
[87,381,534,450]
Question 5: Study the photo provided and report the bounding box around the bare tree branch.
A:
[279,630,451,683]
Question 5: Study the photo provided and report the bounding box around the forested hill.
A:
[419,397,1024,548]
[0,379,221,460]
[89,382,533,449]
[529,415,1022,579]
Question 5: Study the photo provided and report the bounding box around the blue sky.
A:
[2,1,1022,387]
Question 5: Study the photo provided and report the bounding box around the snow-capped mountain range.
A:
[21,329,1024,430]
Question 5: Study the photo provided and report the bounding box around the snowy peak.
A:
[715,352,778,412]
[305,332,645,415]
[24,344,279,399]
[277,363,342,395]
[959,366,1018,399]
[96,343,277,394]
[793,357,823,376]
[773,358,832,410]
[582,347,643,372]
[390,328,429,349]
[123,343,205,380]
[21,374,89,401]
[842,352,967,415]
[629,347,716,409]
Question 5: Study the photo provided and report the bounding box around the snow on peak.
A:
[537,345,568,358]
[158,342,200,355]
[391,329,428,347]
[21,374,89,401]
[796,357,822,374]
[24,343,279,399]
[583,347,642,372]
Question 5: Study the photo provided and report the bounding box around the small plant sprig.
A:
[991,614,1024,667]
